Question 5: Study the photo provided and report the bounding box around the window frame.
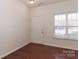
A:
[53,12,78,40]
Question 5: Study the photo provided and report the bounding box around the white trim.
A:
[43,43,78,50]
[0,42,30,59]
[32,42,78,50]
[53,35,78,41]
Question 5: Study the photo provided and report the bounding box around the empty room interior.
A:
[0,0,78,59]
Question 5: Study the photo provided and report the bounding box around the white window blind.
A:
[54,13,78,40]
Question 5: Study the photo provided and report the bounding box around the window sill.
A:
[53,35,78,41]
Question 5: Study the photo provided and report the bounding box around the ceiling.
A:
[21,0,68,7]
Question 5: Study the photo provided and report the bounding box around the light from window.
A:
[54,13,78,40]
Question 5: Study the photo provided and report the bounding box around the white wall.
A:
[0,0,30,58]
[0,0,78,58]
[31,0,78,50]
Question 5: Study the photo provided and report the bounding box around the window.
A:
[54,13,78,40]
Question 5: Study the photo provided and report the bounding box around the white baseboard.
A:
[0,42,30,59]
[32,42,77,50]
[0,42,77,59]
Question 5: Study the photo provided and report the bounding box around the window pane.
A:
[55,14,66,26]
[68,13,78,26]
[55,27,66,35]
[54,13,78,40]
[68,27,78,36]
